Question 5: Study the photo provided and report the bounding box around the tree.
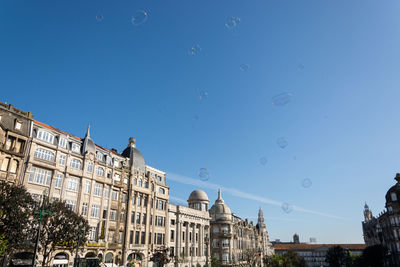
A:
[36,199,89,267]
[267,251,307,267]
[325,246,350,267]
[150,246,171,267]
[210,256,220,267]
[0,182,35,264]
[243,249,257,267]
[355,245,385,267]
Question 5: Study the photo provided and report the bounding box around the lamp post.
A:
[31,189,49,267]
[73,232,81,267]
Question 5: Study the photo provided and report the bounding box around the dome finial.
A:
[218,189,222,200]
[86,124,91,138]
[395,173,400,183]
[129,137,136,148]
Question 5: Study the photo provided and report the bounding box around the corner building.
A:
[167,190,211,267]
[22,120,169,267]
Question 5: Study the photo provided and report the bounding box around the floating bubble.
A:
[301,178,312,188]
[240,64,250,72]
[131,10,148,26]
[259,157,268,166]
[188,45,201,56]
[281,202,293,213]
[198,168,210,181]
[276,137,288,149]
[298,63,305,70]
[96,14,104,22]
[272,92,292,106]
[195,89,208,101]
[225,16,241,29]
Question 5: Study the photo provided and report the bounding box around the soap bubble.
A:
[198,168,210,181]
[96,14,104,22]
[195,89,208,101]
[276,137,288,149]
[259,157,268,166]
[131,10,148,26]
[272,93,292,106]
[301,178,312,188]
[225,16,241,29]
[240,64,250,72]
[281,202,293,213]
[188,45,201,56]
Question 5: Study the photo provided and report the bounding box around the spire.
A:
[85,124,91,138]
[218,189,222,200]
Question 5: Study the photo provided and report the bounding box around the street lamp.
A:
[31,189,49,267]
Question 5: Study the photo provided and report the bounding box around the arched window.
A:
[96,167,104,176]
[105,252,113,264]
[34,148,55,162]
[70,159,82,170]
[159,188,165,194]
[87,161,93,172]
[37,130,54,144]
[133,178,137,185]
[138,179,142,187]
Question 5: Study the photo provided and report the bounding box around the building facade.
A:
[167,190,211,267]
[209,190,273,266]
[21,120,169,267]
[0,102,33,184]
[273,243,365,267]
[362,173,400,266]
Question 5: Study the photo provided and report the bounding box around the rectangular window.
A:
[150,215,153,225]
[84,180,91,194]
[55,174,63,188]
[158,200,165,210]
[108,230,115,243]
[149,232,152,244]
[120,210,125,222]
[112,190,119,201]
[110,209,117,220]
[142,213,146,225]
[141,232,146,244]
[28,167,52,186]
[118,232,123,244]
[0,158,9,171]
[157,233,163,245]
[15,140,24,153]
[65,200,76,211]
[71,143,80,153]
[59,154,66,165]
[81,202,88,216]
[59,138,67,148]
[135,231,140,244]
[88,227,98,241]
[104,185,110,198]
[131,212,135,223]
[91,204,100,218]
[130,231,134,244]
[171,230,175,242]
[122,193,127,202]
[137,195,142,206]
[94,183,103,197]
[136,213,141,224]
[9,159,18,174]
[103,206,108,219]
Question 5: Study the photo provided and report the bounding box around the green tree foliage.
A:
[243,249,257,266]
[325,246,351,267]
[354,245,385,267]
[267,251,307,267]
[0,182,35,261]
[150,247,171,267]
[0,234,7,257]
[37,199,89,267]
[210,256,220,267]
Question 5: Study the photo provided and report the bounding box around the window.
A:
[132,194,136,205]
[15,140,24,153]
[156,216,165,226]
[114,173,120,181]
[107,171,111,179]
[15,121,21,130]
[135,231,140,244]
[170,230,174,242]
[159,188,165,194]
[82,202,88,216]
[144,181,148,188]
[96,152,103,161]
[118,232,123,244]
[59,154,66,165]
[151,183,154,191]
[156,233,163,245]
[150,215,153,225]
[89,227,98,241]
[157,200,165,210]
[84,180,91,194]
[112,190,119,201]
[137,195,142,206]
[59,138,67,148]
[133,178,137,185]
[66,177,79,191]
[131,212,135,223]
[392,193,397,201]
[5,136,15,151]
[144,196,148,206]
[141,232,145,244]
[142,213,146,225]
[129,231,134,244]
[34,148,55,162]
[103,206,108,219]
[65,200,76,211]
[104,185,110,198]
[71,143,80,153]
[136,213,141,224]
[37,130,54,144]
[9,160,18,173]
[110,209,117,220]
[70,159,82,170]
[91,204,100,218]
[108,230,115,243]
[114,160,119,167]
[138,179,142,187]
[120,210,125,222]
[96,167,104,176]
[171,219,175,225]
[87,161,93,172]
[121,193,127,202]
[28,167,52,186]
[93,183,102,196]
[55,174,63,188]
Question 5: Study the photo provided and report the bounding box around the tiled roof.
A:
[273,243,366,251]
[34,120,114,153]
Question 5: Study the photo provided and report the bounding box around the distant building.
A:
[273,243,365,267]
[209,190,273,266]
[0,102,33,184]
[362,173,400,265]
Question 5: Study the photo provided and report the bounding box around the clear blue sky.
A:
[2,0,400,244]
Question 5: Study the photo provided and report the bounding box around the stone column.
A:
[185,222,189,257]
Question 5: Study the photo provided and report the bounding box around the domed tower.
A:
[364,202,373,222]
[188,190,210,211]
[121,137,146,173]
[209,189,232,223]
[293,233,300,244]
[385,173,400,213]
